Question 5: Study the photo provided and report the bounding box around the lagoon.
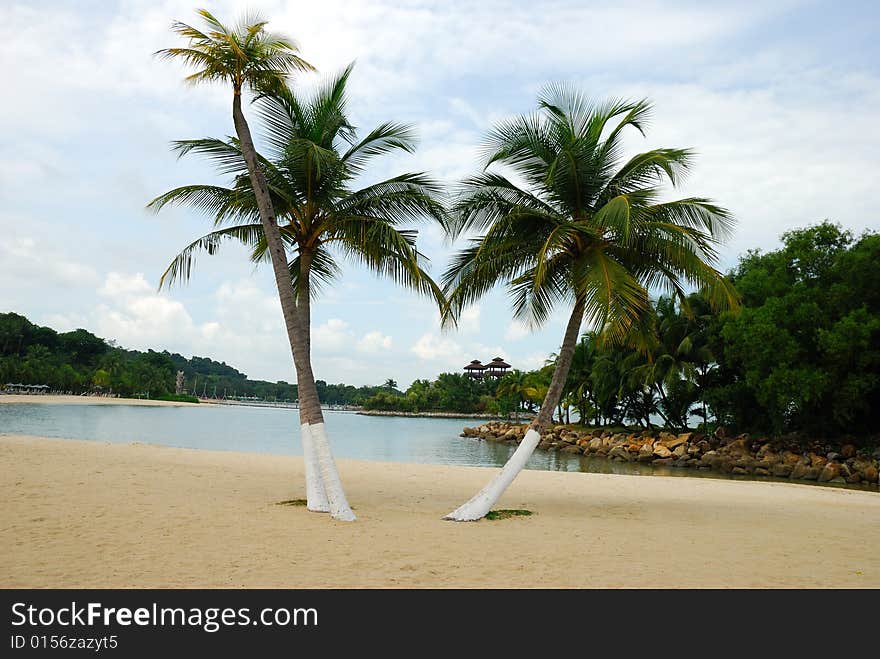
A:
[0,402,873,490]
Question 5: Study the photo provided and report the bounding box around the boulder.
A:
[588,437,603,452]
[653,445,673,459]
[663,433,691,450]
[810,453,827,469]
[771,463,793,477]
[818,463,842,483]
[782,451,801,466]
[672,444,688,458]
[561,445,583,454]
[608,446,632,462]
[862,465,879,483]
[732,466,748,475]
[638,443,655,462]
[755,467,771,477]
[725,438,751,457]
[790,462,810,480]
[653,458,674,466]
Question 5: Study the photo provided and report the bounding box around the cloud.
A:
[99,272,153,298]
[357,330,393,353]
[312,318,353,352]
[458,306,481,334]
[0,235,98,287]
[504,320,530,342]
[410,333,462,362]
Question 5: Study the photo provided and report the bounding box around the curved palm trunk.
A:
[232,93,353,520]
[445,299,586,521]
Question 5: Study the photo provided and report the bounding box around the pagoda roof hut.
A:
[463,360,486,379]
[486,357,511,378]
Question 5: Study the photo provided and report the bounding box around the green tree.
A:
[441,88,736,520]
[712,222,879,435]
[154,9,356,516]
[495,370,539,423]
[152,32,445,519]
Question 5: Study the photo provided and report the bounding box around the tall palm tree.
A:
[151,59,445,520]
[441,87,738,520]
[153,9,353,515]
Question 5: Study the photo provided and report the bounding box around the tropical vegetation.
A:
[153,10,445,520]
[439,88,738,519]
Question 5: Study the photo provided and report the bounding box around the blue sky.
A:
[1,0,878,387]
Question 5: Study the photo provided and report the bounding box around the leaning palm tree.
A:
[154,9,352,515]
[150,60,446,520]
[441,87,738,520]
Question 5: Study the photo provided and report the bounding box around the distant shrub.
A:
[154,393,199,404]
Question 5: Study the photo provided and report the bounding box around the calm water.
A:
[1,403,875,490]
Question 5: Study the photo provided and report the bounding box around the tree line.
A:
[363,221,878,440]
[0,312,385,404]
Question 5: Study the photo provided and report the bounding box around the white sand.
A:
[1,434,878,588]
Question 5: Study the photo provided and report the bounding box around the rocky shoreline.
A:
[461,422,880,487]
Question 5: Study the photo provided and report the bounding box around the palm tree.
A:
[153,9,354,515]
[495,369,539,423]
[152,52,445,519]
[441,87,738,520]
[383,379,399,391]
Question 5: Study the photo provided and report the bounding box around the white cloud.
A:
[312,318,353,352]
[99,272,153,298]
[504,320,530,342]
[518,352,550,372]
[357,330,393,353]
[458,306,481,334]
[0,235,98,287]
[410,333,461,362]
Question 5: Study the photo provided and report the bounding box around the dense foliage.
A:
[366,221,879,440]
[545,221,878,439]
[3,222,875,438]
[711,222,879,436]
[0,312,395,405]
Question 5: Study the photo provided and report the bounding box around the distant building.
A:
[463,360,485,379]
[463,357,511,379]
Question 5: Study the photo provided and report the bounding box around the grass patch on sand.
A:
[275,499,357,510]
[276,499,308,506]
[485,509,533,521]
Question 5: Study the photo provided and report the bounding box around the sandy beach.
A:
[0,394,204,407]
[1,433,878,588]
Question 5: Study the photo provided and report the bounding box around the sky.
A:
[1,0,878,387]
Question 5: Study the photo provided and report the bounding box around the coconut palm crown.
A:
[155,8,314,95]
[148,64,446,313]
[443,85,737,343]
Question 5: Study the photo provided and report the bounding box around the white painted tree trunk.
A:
[309,422,356,521]
[300,423,329,513]
[444,428,541,521]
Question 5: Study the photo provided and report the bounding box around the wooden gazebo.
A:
[463,360,486,379]
[485,357,511,378]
